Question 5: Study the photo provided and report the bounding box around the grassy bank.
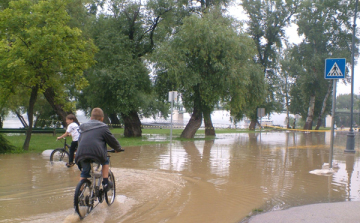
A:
[2,128,251,154]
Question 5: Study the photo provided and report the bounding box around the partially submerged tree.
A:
[78,0,176,137]
[241,0,299,129]
[291,0,355,130]
[0,0,97,150]
[153,9,263,138]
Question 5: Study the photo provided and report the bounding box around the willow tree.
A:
[0,0,97,150]
[153,9,263,138]
[290,0,355,130]
[241,0,299,129]
[77,0,180,137]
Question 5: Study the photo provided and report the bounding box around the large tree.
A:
[77,0,178,137]
[290,0,355,130]
[153,9,264,138]
[0,0,97,150]
[241,0,299,129]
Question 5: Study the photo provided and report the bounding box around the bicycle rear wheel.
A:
[74,179,93,219]
[50,149,69,163]
[105,170,116,205]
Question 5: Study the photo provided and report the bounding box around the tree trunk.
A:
[0,116,2,128]
[315,82,332,130]
[303,95,316,130]
[109,113,121,128]
[43,87,69,127]
[249,119,257,130]
[121,111,142,137]
[103,113,111,125]
[180,106,202,139]
[181,85,203,139]
[203,110,215,136]
[14,110,28,128]
[23,86,38,151]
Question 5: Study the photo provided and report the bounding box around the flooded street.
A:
[1,131,360,223]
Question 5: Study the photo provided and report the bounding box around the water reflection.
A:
[1,131,360,223]
[345,154,355,200]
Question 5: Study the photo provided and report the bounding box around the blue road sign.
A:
[325,58,346,79]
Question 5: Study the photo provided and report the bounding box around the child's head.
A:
[91,108,104,121]
[66,114,77,125]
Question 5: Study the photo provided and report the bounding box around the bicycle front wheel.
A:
[105,170,116,205]
[50,149,69,163]
[74,179,93,219]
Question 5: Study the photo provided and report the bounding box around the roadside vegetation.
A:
[2,128,253,154]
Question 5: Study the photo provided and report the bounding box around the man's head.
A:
[91,108,104,121]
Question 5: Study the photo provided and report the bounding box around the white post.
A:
[168,91,177,142]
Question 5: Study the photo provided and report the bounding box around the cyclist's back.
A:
[75,108,121,190]
[75,119,120,164]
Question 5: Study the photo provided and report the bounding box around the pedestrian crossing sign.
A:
[325,58,346,79]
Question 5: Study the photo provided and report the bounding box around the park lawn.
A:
[3,128,251,153]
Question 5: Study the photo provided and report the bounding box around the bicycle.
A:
[50,138,71,163]
[74,149,123,219]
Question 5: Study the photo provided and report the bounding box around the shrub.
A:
[0,134,15,153]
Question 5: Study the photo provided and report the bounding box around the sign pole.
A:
[329,79,337,168]
[345,0,358,153]
[170,96,173,142]
[325,58,346,165]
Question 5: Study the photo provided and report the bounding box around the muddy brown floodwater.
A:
[1,131,360,223]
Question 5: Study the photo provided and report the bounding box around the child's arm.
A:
[103,128,122,152]
[57,132,70,140]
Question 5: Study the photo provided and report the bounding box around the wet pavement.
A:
[1,131,360,222]
[246,201,360,223]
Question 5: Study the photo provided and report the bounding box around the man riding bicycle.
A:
[75,108,122,191]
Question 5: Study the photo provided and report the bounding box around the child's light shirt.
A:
[67,122,80,141]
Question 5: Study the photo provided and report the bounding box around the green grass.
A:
[2,128,252,154]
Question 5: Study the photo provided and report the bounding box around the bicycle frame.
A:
[74,150,119,219]
[89,162,104,206]
[62,138,70,151]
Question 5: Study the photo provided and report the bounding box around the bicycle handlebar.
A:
[107,148,125,153]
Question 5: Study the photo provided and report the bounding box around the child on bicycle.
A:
[57,114,80,168]
[75,108,122,191]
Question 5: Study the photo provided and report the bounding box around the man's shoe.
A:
[102,181,113,192]
[66,162,75,168]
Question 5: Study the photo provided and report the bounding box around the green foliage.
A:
[336,94,360,110]
[289,0,355,121]
[78,0,176,120]
[242,0,299,69]
[0,0,97,149]
[0,0,97,102]
[154,9,263,121]
[0,0,10,11]
[78,14,154,115]
[0,134,15,153]
[241,0,299,121]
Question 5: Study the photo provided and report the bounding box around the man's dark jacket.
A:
[75,119,121,165]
